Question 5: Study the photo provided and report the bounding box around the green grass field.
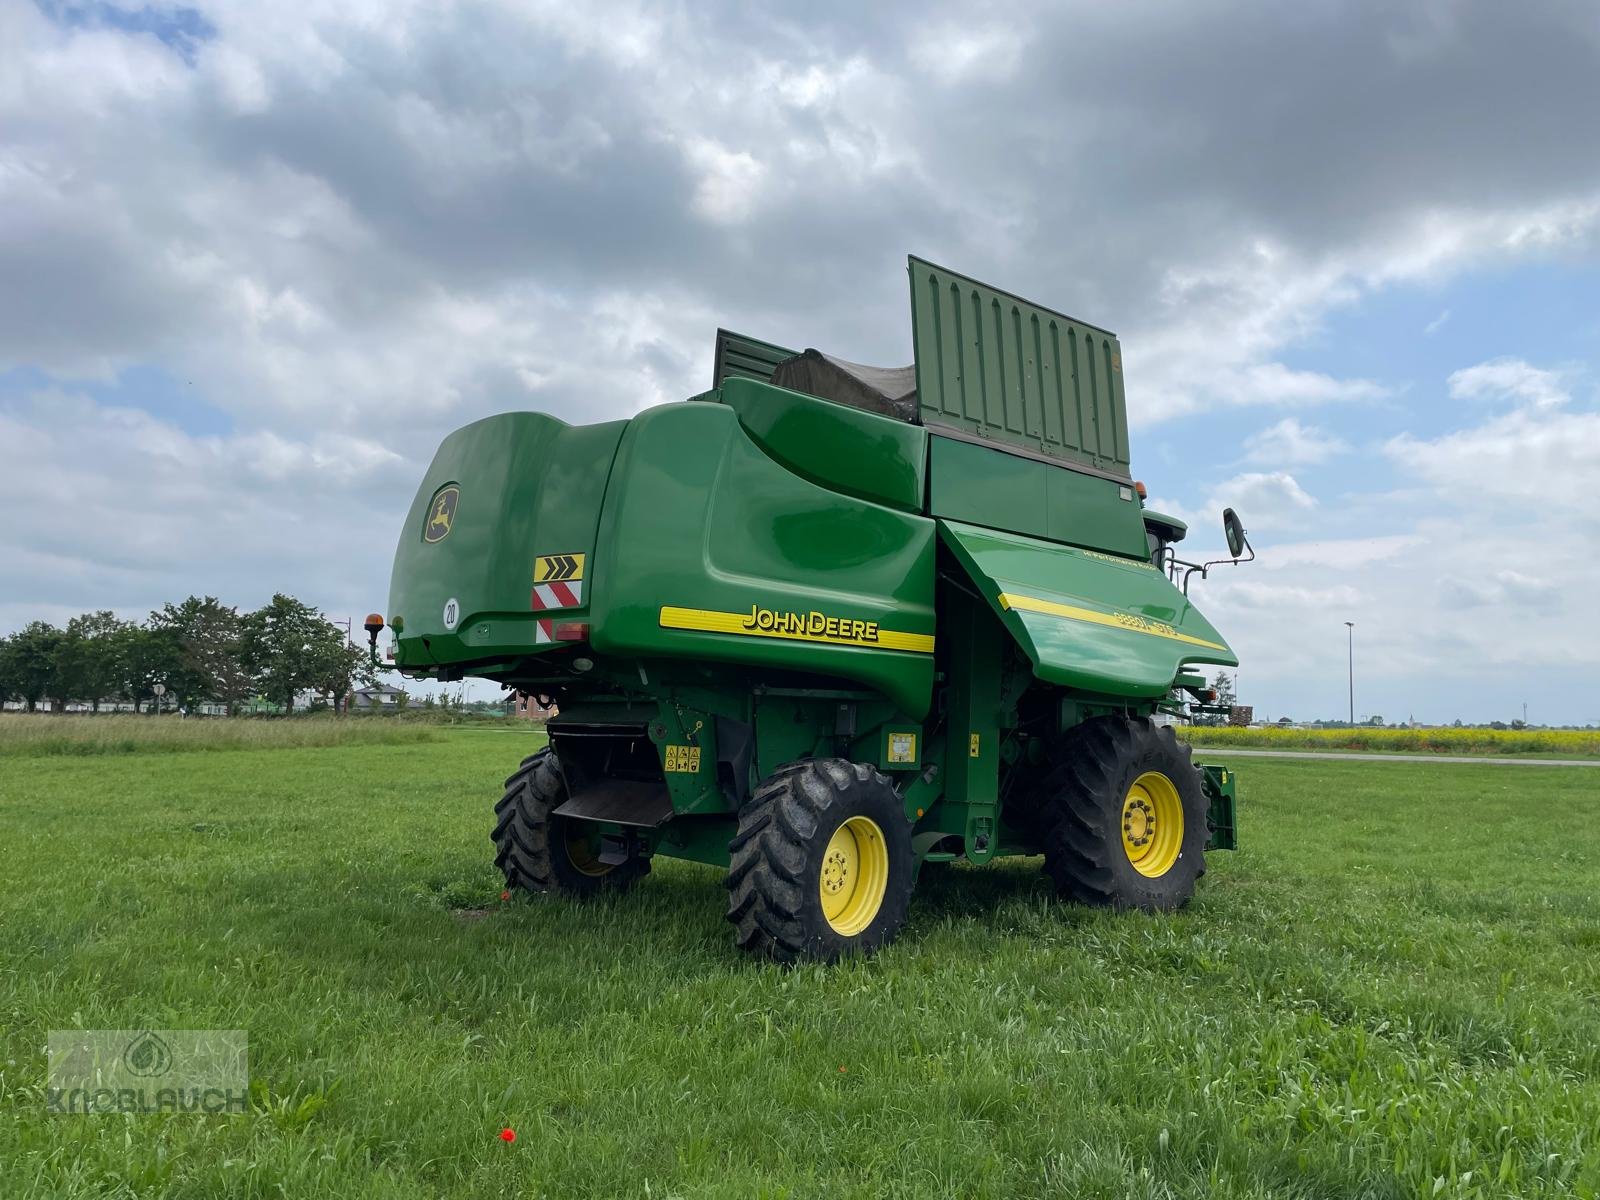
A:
[0,713,442,757]
[3,728,1598,1198]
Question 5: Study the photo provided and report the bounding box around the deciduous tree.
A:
[240,594,354,715]
[55,612,132,712]
[150,597,251,714]
[8,622,64,712]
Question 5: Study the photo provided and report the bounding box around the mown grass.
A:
[1181,723,1600,758]
[2,733,1597,1198]
[0,713,440,758]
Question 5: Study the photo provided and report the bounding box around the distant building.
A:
[514,693,557,721]
[351,683,407,711]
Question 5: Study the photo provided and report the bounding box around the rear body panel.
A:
[388,413,624,669]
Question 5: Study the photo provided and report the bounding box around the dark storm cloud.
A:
[9,2,1600,392]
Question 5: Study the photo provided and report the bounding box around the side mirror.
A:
[1222,508,1248,559]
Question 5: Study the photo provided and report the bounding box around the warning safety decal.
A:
[531,553,586,644]
[535,553,584,582]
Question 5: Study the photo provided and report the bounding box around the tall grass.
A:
[1180,722,1600,757]
[0,713,440,757]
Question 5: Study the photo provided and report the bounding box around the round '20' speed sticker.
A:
[442,598,461,630]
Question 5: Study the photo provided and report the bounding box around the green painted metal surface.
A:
[936,587,1004,864]
[388,413,624,668]
[717,377,927,513]
[927,434,1149,559]
[1200,763,1237,850]
[937,518,1237,698]
[588,401,938,716]
[712,328,796,388]
[909,256,1130,477]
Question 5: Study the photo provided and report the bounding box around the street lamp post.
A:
[1344,622,1354,727]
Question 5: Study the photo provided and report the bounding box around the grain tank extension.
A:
[383,257,1249,962]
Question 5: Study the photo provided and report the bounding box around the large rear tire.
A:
[492,748,648,897]
[725,759,914,964]
[1036,716,1207,911]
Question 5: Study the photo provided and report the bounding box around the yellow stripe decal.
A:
[659,605,935,654]
[997,592,1230,652]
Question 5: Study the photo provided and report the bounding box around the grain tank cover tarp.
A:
[909,256,1132,480]
[938,519,1237,697]
[769,350,919,422]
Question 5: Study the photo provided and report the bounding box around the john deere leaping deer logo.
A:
[423,485,459,543]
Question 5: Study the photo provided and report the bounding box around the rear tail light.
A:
[554,622,590,642]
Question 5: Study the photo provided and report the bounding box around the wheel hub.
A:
[819,816,889,936]
[822,847,851,895]
[1120,771,1184,878]
[1123,798,1155,847]
[564,824,614,877]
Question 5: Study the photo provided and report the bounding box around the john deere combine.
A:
[382,257,1248,962]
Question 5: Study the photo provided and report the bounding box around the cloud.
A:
[1255,535,1423,571]
[1446,357,1571,409]
[0,389,407,627]
[1243,418,1349,466]
[1424,308,1451,335]
[1387,361,1600,511]
[1440,570,1561,612]
[4,1,1600,719]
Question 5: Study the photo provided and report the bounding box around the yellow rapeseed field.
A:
[1180,723,1599,757]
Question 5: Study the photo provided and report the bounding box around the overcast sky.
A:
[4,0,1599,723]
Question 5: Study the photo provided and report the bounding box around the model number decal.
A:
[997,592,1229,652]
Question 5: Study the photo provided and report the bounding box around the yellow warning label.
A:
[534,553,585,583]
[664,745,701,774]
[969,733,981,758]
[887,732,917,764]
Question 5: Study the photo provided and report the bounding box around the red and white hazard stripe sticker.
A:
[535,619,554,644]
[530,580,583,610]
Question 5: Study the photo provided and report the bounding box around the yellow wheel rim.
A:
[1121,771,1184,878]
[564,825,612,877]
[819,816,889,936]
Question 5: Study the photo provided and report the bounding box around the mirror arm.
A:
[1171,533,1255,595]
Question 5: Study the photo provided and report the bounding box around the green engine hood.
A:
[938,519,1237,698]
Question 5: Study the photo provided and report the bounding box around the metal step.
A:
[553,779,674,828]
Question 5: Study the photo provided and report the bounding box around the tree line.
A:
[0,594,369,716]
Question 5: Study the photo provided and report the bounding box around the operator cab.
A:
[1142,510,1187,571]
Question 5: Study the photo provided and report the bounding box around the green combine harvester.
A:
[378,257,1251,963]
